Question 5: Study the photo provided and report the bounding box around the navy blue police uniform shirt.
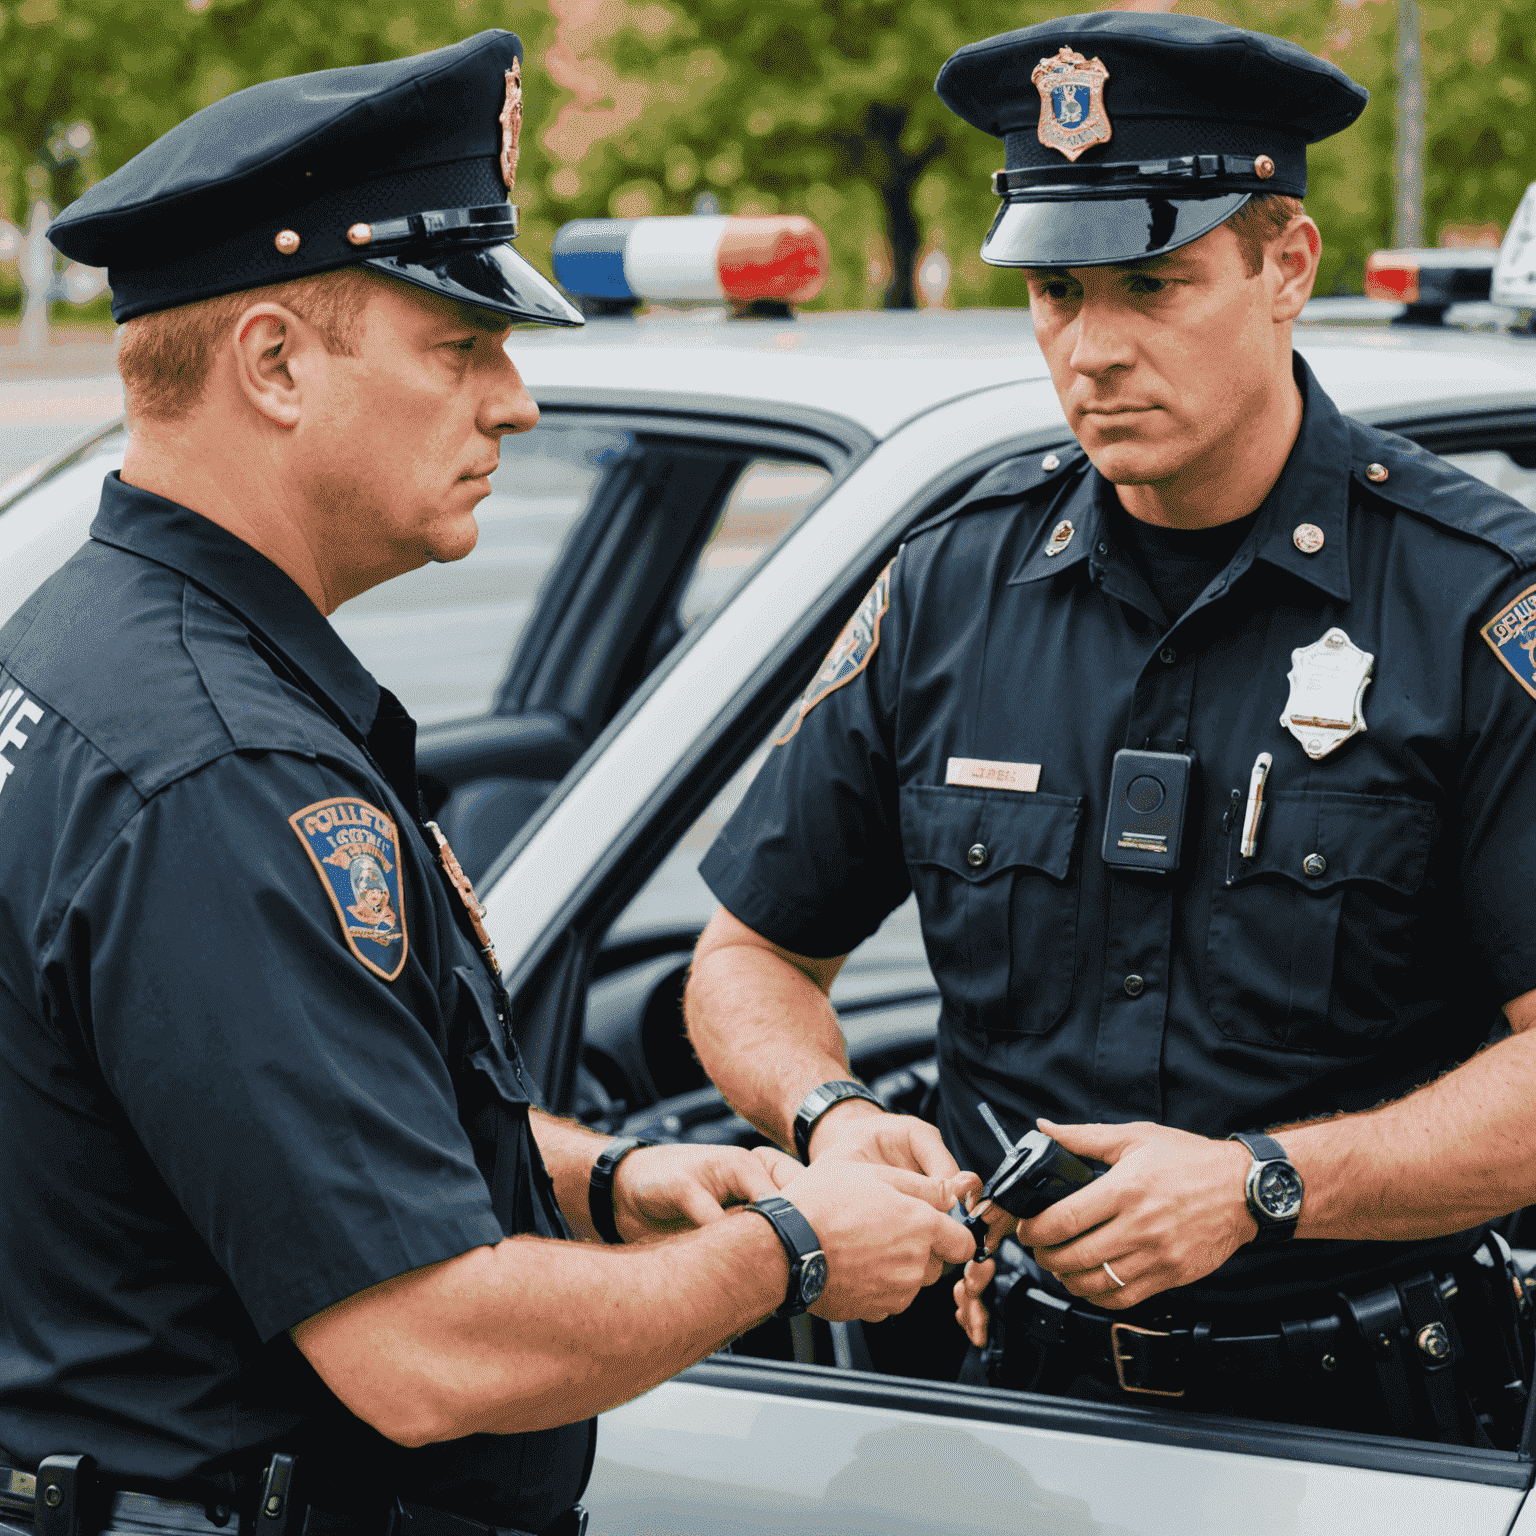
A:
[0,474,592,1528]
[702,356,1536,1310]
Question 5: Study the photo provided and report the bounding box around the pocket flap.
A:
[901,782,1082,883]
[1233,791,1435,895]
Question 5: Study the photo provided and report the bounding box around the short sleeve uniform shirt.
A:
[703,358,1536,1308]
[0,476,591,1529]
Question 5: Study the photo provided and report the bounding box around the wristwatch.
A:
[793,1079,885,1164]
[1228,1130,1304,1244]
[588,1136,658,1244]
[746,1195,828,1316]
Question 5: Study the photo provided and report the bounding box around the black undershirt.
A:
[1106,497,1263,624]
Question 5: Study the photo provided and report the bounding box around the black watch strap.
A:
[589,1136,658,1244]
[747,1195,827,1317]
[1228,1129,1302,1244]
[1229,1130,1287,1163]
[793,1080,884,1164]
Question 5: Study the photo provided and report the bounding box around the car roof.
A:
[509,307,1536,441]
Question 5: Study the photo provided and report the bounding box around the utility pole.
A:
[1393,0,1426,248]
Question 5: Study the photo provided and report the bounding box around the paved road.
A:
[0,329,121,493]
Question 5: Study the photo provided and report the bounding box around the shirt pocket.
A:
[901,783,1083,1038]
[1206,790,1436,1053]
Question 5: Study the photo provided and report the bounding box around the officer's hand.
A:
[779,1161,976,1322]
[953,1255,995,1347]
[1015,1119,1255,1310]
[612,1143,798,1242]
[808,1100,966,1185]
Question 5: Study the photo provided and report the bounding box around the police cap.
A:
[936,12,1368,268]
[48,30,583,328]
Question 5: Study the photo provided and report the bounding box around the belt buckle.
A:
[1110,1321,1186,1398]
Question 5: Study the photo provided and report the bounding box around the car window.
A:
[675,458,832,629]
[1443,449,1536,509]
[332,420,633,726]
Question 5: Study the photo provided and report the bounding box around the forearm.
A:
[1280,1027,1536,1241]
[298,1214,788,1444]
[685,941,852,1150]
[528,1108,610,1242]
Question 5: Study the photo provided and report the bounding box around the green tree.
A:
[0,0,567,268]
[551,0,1061,309]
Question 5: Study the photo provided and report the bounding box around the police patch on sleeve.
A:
[1481,583,1536,701]
[289,797,409,980]
[775,559,894,746]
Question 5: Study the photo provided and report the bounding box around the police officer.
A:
[686,12,1536,1445]
[0,32,974,1536]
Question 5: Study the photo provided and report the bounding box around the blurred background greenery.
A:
[1,0,1531,319]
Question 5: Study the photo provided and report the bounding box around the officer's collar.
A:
[1008,354,1351,604]
[89,473,381,738]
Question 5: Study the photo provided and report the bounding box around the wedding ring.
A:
[1102,1260,1127,1288]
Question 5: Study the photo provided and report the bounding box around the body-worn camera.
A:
[962,1129,1104,1261]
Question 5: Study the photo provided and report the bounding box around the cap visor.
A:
[981,193,1252,268]
[366,241,585,327]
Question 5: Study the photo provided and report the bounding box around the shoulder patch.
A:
[1480,583,1536,701]
[775,559,894,746]
[289,797,409,981]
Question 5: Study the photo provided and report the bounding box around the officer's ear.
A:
[230,302,318,430]
[1269,216,1322,324]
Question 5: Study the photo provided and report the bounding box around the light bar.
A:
[1363,247,1495,312]
[552,215,829,305]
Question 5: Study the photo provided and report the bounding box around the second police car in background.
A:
[4,204,1536,1535]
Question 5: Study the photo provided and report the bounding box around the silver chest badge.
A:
[1279,627,1374,760]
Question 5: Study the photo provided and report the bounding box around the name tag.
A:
[945,757,1040,792]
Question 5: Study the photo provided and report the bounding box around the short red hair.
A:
[116,266,386,424]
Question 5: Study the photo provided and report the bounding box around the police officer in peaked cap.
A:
[0,32,975,1536]
[688,11,1536,1443]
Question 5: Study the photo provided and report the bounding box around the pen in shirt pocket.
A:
[1240,752,1272,859]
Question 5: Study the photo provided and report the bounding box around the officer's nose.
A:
[482,351,540,439]
[1064,298,1135,381]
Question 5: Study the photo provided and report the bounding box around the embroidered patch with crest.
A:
[1030,46,1112,162]
[775,560,894,746]
[499,62,522,192]
[1481,583,1536,701]
[289,797,408,981]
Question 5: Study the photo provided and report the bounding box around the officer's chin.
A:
[1076,435,1186,489]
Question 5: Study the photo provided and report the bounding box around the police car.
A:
[4,210,1536,1535]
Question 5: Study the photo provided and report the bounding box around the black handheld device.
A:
[1101,747,1195,875]
[962,1129,1104,1261]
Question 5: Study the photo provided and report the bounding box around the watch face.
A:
[1256,1161,1303,1221]
[799,1252,828,1306]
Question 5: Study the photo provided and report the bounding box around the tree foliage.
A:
[0,0,1531,313]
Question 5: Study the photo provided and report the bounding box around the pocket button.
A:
[966,842,989,869]
[1123,974,1145,997]
[1302,853,1327,878]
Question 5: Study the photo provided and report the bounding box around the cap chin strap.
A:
[993,155,1292,201]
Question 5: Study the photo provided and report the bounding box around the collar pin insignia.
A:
[1044,518,1074,556]
[1293,523,1324,555]
[1030,47,1112,162]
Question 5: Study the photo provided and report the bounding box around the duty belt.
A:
[0,1459,586,1536]
[1005,1251,1529,1445]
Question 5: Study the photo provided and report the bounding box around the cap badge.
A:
[1030,47,1112,163]
[499,61,522,193]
